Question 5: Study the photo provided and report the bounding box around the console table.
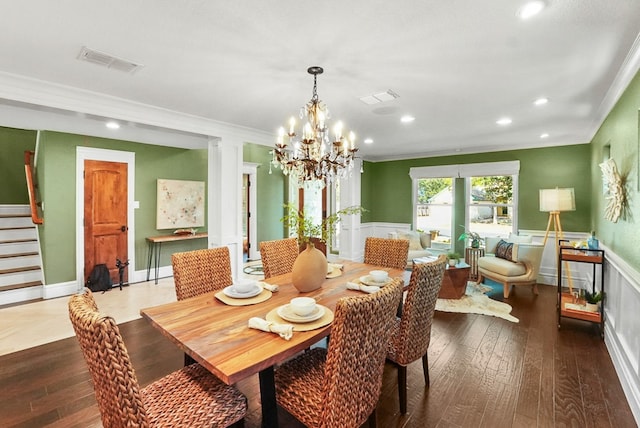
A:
[146,232,208,284]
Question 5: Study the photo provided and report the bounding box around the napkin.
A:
[248,317,293,340]
[329,263,344,271]
[346,281,380,294]
[259,282,279,292]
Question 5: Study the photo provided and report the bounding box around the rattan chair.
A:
[387,254,447,414]
[275,278,403,428]
[259,237,299,279]
[68,289,247,428]
[364,237,410,270]
[171,247,233,300]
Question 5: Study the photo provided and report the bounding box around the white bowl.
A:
[369,270,388,283]
[234,279,256,293]
[290,297,317,317]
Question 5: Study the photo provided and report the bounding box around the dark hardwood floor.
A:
[0,284,636,427]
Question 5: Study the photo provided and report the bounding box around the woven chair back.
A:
[320,278,403,427]
[363,237,409,270]
[69,290,150,427]
[390,254,447,365]
[259,238,299,279]
[172,247,233,300]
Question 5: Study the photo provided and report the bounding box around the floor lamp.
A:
[540,187,575,292]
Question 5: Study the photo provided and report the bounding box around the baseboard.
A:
[606,324,640,424]
[42,281,79,299]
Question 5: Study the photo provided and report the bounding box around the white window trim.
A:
[411,161,520,237]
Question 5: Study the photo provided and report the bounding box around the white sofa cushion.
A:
[396,230,422,251]
[478,255,527,276]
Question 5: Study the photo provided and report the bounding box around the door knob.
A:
[121,225,127,232]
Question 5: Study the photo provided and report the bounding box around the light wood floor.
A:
[0,283,636,427]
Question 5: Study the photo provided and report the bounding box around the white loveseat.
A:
[477,235,544,299]
[388,230,433,268]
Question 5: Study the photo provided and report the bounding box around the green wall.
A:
[0,127,37,203]
[361,144,592,233]
[589,70,640,271]
[243,142,287,243]
[37,131,208,284]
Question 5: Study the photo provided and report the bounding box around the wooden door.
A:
[83,160,128,285]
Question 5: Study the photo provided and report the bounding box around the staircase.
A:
[0,205,44,300]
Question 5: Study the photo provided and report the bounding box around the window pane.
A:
[416,178,453,248]
[469,175,513,238]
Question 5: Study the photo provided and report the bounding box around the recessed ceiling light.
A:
[496,117,512,126]
[364,138,374,144]
[517,1,546,20]
[540,133,549,139]
[401,115,415,123]
[106,121,120,129]
[534,97,549,106]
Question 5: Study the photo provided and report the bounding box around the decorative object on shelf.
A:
[457,227,484,248]
[540,187,576,291]
[281,203,366,292]
[587,231,599,250]
[584,290,603,312]
[446,251,461,267]
[599,158,626,223]
[270,66,358,188]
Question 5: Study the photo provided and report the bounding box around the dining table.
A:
[140,260,406,428]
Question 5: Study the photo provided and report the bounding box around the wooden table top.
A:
[140,261,405,385]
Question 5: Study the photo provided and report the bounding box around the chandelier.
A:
[270,66,358,188]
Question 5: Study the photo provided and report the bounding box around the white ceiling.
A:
[0,0,639,161]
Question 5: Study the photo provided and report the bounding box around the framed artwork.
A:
[156,179,205,230]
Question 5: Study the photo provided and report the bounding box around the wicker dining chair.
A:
[172,247,233,300]
[363,237,410,270]
[387,254,447,414]
[275,278,403,428]
[68,289,247,428]
[259,237,299,279]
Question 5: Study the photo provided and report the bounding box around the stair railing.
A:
[24,150,44,224]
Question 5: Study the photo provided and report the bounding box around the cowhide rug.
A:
[436,282,519,323]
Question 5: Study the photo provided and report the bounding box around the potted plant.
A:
[584,290,603,312]
[458,227,484,249]
[446,251,462,267]
[281,203,366,292]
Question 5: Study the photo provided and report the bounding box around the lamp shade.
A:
[539,188,575,212]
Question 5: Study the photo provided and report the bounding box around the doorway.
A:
[243,163,259,261]
[76,147,135,290]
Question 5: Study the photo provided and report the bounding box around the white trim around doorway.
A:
[243,162,259,261]
[75,147,136,291]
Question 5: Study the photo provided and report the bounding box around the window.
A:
[410,161,519,248]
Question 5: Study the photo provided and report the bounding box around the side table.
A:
[465,247,485,281]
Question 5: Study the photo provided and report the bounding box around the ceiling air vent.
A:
[77,46,143,74]
[359,90,400,105]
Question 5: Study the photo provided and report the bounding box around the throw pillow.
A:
[397,230,423,251]
[495,239,514,261]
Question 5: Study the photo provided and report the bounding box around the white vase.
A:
[586,302,599,312]
[291,242,327,292]
[449,259,457,267]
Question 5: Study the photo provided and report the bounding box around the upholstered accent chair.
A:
[387,254,447,414]
[477,236,544,298]
[259,237,299,279]
[274,279,403,428]
[171,247,233,300]
[364,237,410,270]
[69,289,247,428]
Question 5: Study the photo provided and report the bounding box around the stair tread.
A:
[0,266,41,275]
[0,281,42,292]
[0,214,31,219]
[0,239,37,245]
[0,252,39,259]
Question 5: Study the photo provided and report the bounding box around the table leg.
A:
[259,366,278,428]
[146,241,154,282]
[154,242,161,285]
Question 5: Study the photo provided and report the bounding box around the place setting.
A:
[215,278,276,306]
[325,262,344,279]
[264,297,334,332]
[347,269,393,293]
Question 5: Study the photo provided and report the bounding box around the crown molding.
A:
[0,71,274,147]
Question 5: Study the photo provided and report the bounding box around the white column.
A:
[208,136,243,279]
[338,159,363,261]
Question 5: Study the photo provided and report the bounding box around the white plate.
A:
[359,275,392,287]
[277,304,325,323]
[222,284,262,299]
